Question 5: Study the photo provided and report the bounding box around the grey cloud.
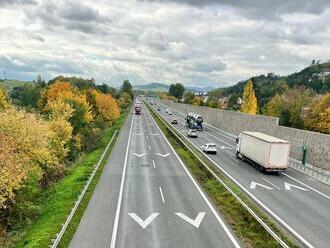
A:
[25,0,111,34]
[141,0,330,19]
[0,0,36,7]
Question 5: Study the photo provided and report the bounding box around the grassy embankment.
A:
[147,103,298,248]
[14,108,130,248]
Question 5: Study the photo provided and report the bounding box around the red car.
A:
[171,118,178,124]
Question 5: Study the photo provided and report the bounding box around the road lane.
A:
[115,104,239,248]
[71,105,240,248]
[155,101,330,248]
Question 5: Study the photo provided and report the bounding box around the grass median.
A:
[14,108,130,248]
[147,103,298,248]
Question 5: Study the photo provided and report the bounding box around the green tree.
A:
[183,90,195,104]
[241,80,258,114]
[169,83,185,99]
[121,80,133,100]
[11,84,42,109]
[227,94,239,109]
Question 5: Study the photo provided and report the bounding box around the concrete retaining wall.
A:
[158,99,330,170]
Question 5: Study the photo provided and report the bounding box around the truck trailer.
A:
[236,131,290,172]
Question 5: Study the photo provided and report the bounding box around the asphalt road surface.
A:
[154,100,330,248]
[70,105,240,248]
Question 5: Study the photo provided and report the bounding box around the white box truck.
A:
[236,131,291,172]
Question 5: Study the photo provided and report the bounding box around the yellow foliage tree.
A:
[192,96,202,106]
[118,92,132,109]
[241,80,258,114]
[306,94,330,134]
[262,94,285,117]
[94,91,120,125]
[0,108,58,208]
[40,81,93,133]
[0,86,7,109]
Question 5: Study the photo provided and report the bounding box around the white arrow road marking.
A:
[128,213,159,229]
[250,181,273,190]
[284,182,308,191]
[155,153,171,158]
[150,133,159,136]
[132,153,147,158]
[134,133,143,136]
[175,212,206,228]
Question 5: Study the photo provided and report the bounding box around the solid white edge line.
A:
[147,104,241,248]
[282,172,330,199]
[159,187,165,203]
[109,111,135,248]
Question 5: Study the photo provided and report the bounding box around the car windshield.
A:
[209,144,216,148]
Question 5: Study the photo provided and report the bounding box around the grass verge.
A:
[14,108,130,248]
[147,103,299,248]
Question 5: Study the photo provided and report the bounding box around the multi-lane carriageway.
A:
[154,100,330,248]
[70,103,240,248]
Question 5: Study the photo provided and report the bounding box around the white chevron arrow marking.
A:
[284,182,308,191]
[128,213,159,229]
[175,212,206,228]
[132,153,147,158]
[155,153,171,158]
[250,181,273,190]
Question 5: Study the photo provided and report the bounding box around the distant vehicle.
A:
[134,105,142,115]
[168,111,173,115]
[236,131,290,172]
[157,107,161,111]
[166,108,170,114]
[187,129,198,138]
[171,118,178,124]
[186,112,203,130]
[202,143,217,154]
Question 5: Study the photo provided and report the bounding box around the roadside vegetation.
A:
[158,62,330,134]
[0,77,133,247]
[147,103,299,248]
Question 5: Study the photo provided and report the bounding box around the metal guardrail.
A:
[147,103,291,248]
[289,158,330,185]
[49,130,118,248]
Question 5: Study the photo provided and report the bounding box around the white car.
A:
[202,143,217,154]
[187,129,198,138]
[166,108,170,114]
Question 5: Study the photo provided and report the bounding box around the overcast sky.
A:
[0,0,330,87]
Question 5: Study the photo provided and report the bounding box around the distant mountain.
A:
[187,86,215,92]
[133,83,214,93]
[133,83,169,91]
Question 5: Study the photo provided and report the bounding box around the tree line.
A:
[0,78,133,243]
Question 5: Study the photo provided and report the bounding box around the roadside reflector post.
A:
[301,145,307,165]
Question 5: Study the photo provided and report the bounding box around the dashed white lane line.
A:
[146,135,149,140]
[230,157,239,163]
[159,187,165,203]
[152,160,156,168]
[263,178,280,190]
[148,145,151,151]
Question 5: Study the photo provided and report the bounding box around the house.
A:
[218,97,229,109]
[237,97,243,105]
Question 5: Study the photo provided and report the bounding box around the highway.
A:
[70,105,240,248]
[154,100,330,248]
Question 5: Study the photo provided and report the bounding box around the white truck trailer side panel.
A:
[269,143,290,169]
[240,133,271,167]
[240,132,290,170]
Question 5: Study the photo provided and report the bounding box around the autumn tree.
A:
[183,90,195,104]
[241,80,258,114]
[192,96,202,106]
[118,92,132,109]
[0,86,7,108]
[39,81,93,134]
[306,93,330,134]
[94,91,120,126]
